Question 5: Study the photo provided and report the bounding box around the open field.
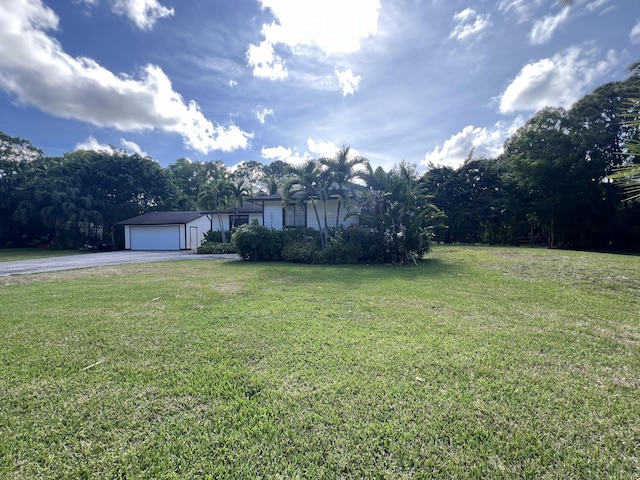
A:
[1,246,639,478]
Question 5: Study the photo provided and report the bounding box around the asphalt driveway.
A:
[0,251,240,277]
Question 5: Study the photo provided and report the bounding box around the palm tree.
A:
[318,145,371,229]
[228,178,250,230]
[197,178,234,243]
[281,159,332,247]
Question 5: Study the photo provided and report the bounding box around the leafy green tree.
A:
[0,132,46,245]
[422,156,512,244]
[167,159,227,209]
[60,150,180,245]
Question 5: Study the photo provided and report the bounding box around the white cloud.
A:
[112,0,174,30]
[450,8,491,41]
[335,68,361,96]
[259,0,380,54]
[307,139,340,158]
[529,8,569,45]
[256,107,274,124]
[248,0,381,78]
[498,0,539,22]
[631,19,640,45]
[586,0,613,12]
[261,139,360,166]
[498,47,618,114]
[261,145,310,166]
[246,41,288,79]
[120,138,147,156]
[422,118,524,169]
[75,136,115,153]
[0,0,252,154]
[75,136,148,156]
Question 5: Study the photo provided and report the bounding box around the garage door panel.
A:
[130,225,181,250]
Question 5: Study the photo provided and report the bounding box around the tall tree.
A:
[318,145,371,229]
[281,159,332,247]
[197,178,234,243]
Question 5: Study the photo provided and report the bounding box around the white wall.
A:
[306,199,358,230]
[260,199,358,231]
[185,216,212,249]
[262,201,284,229]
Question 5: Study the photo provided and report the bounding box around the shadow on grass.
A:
[215,255,458,289]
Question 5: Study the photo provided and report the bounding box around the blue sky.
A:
[1,0,638,171]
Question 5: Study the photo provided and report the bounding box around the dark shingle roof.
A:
[200,203,263,214]
[117,211,206,225]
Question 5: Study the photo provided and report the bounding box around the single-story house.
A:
[118,196,358,250]
[117,211,210,251]
[118,204,265,251]
[250,193,359,230]
[201,203,264,232]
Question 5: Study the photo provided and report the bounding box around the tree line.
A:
[1,67,638,254]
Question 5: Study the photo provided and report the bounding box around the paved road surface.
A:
[0,251,240,277]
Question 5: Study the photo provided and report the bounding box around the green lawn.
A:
[0,248,86,262]
[1,246,639,478]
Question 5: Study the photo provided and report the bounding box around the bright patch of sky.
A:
[0,0,637,171]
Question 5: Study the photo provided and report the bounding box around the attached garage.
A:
[117,212,211,251]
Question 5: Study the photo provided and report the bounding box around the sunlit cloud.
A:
[422,117,524,169]
[498,47,618,113]
[335,68,361,96]
[0,0,252,154]
[529,8,569,45]
[450,8,491,41]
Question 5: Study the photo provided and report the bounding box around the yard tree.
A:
[197,177,235,243]
[318,145,371,229]
[359,162,442,264]
[281,158,333,248]
[0,132,47,245]
[59,150,180,245]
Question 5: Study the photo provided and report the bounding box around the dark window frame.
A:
[283,203,306,228]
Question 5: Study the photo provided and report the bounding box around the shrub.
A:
[203,230,223,244]
[314,231,363,264]
[197,242,239,254]
[232,221,282,261]
[281,238,317,263]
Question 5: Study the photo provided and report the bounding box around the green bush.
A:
[203,230,223,244]
[314,231,363,264]
[281,238,317,263]
[231,221,282,261]
[197,242,239,254]
[231,222,429,264]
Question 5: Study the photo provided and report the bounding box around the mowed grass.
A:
[1,246,639,479]
[0,248,86,262]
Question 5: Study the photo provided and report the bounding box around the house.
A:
[117,211,210,251]
[250,193,359,230]
[201,203,263,232]
[118,195,358,250]
[118,204,264,251]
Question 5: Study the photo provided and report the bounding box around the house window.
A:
[230,215,249,230]
[284,204,306,228]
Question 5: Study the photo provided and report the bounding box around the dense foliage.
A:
[1,69,639,255]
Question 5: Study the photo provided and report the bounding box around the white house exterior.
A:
[118,198,358,250]
[118,211,210,251]
[204,204,263,232]
[252,194,359,230]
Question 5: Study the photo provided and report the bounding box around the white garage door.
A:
[130,225,181,250]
